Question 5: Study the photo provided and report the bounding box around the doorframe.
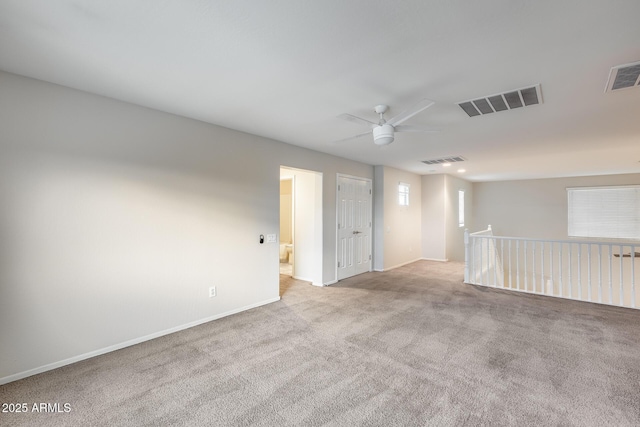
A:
[279,175,295,277]
[335,173,373,282]
[280,166,323,286]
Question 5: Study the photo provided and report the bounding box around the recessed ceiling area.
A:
[0,1,639,182]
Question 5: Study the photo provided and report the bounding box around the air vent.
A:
[605,61,640,92]
[422,156,465,165]
[458,84,543,117]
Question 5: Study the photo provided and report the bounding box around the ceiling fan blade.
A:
[337,113,377,128]
[332,131,371,144]
[394,125,440,133]
[387,99,435,126]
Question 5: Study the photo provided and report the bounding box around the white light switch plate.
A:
[266,234,277,243]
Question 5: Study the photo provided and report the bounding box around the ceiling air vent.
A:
[422,156,465,165]
[458,84,543,117]
[605,61,640,92]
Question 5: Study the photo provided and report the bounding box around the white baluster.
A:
[558,243,563,298]
[568,244,573,299]
[541,242,545,294]
[524,240,528,292]
[598,244,602,304]
[632,246,636,309]
[550,243,554,296]
[508,240,512,289]
[608,244,613,305]
[578,245,582,301]
[516,240,520,291]
[619,244,624,306]
[532,241,536,293]
[587,245,592,302]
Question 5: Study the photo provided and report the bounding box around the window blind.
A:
[567,185,640,239]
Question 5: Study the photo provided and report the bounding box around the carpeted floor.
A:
[2,260,640,426]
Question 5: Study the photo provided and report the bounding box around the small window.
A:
[568,185,640,239]
[458,190,465,227]
[398,182,410,206]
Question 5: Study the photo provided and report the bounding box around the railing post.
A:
[464,228,470,283]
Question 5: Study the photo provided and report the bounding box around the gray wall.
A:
[445,174,473,262]
[0,71,372,382]
[373,166,385,271]
[421,174,473,262]
[373,166,422,270]
[473,174,640,239]
[421,175,446,261]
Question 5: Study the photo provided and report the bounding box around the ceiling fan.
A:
[336,99,438,146]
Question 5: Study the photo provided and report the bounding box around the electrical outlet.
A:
[209,286,216,298]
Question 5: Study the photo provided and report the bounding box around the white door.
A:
[337,175,372,280]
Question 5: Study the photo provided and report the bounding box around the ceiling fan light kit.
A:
[373,123,395,145]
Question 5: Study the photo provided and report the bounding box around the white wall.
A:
[373,166,385,271]
[0,71,372,383]
[421,175,446,261]
[445,174,473,262]
[279,179,292,244]
[473,174,640,239]
[374,166,422,270]
[421,174,473,262]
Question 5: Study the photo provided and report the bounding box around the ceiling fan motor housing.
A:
[373,124,395,145]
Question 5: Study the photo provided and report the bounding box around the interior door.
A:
[337,175,372,280]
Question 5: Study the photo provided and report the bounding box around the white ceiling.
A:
[1,0,639,181]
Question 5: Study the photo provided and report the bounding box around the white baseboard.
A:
[322,279,338,286]
[0,296,281,386]
[293,275,314,283]
[421,257,449,262]
[382,258,423,272]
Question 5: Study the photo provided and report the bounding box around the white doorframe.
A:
[279,175,294,277]
[335,173,373,281]
[280,166,323,286]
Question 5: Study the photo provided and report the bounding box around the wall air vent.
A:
[605,61,640,92]
[458,84,543,117]
[422,156,465,165]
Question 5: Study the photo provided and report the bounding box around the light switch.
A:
[266,234,277,243]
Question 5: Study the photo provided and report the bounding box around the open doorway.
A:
[279,176,294,276]
[279,167,323,289]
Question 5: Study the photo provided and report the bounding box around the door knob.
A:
[352,231,361,235]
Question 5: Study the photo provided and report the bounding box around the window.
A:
[567,185,640,239]
[458,190,465,227]
[398,182,410,206]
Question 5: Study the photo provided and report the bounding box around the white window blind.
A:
[567,185,640,239]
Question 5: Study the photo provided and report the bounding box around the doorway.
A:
[279,167,323,287]
[337,174,372,280]
[279,177,294,276]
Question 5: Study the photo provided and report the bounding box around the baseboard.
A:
[421,257,449,262]
[382,258,423,272]
[322,279,338,286]
[292,275,314,283]
[0,296,281,386]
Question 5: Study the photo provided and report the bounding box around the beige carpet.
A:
[1,260,640,426]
